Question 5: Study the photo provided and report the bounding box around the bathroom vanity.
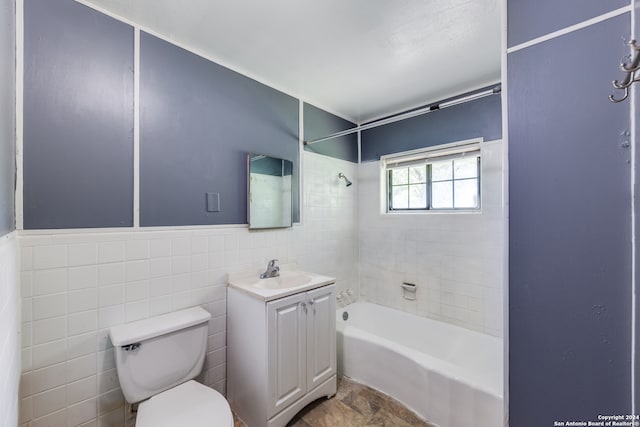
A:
[227,269,337,427]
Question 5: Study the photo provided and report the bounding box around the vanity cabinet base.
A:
[268,375,337,427]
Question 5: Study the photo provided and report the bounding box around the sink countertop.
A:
[227,267,336,302]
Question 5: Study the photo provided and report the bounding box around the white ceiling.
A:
[82,0,502,123]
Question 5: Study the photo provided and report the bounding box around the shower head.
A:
[338,173,352,187]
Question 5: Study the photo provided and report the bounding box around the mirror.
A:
[248,153,293,229]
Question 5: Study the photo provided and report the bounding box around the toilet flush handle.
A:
[122,343,141,352]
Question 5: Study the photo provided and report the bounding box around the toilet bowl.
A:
[136,380,233,427]
[109,307,233,426]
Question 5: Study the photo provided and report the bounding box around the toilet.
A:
[109,306,233,427]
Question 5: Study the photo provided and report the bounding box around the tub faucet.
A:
[260,259,280,279]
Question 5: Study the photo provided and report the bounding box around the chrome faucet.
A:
[260,259,280,279]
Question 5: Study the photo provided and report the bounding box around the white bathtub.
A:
[336,302,503,427]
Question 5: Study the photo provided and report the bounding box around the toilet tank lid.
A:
[110,307,211,346]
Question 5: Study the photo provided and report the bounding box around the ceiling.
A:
[82,0,502,123]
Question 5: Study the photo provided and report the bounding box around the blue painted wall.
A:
[22,1,308,229]
[304,103,358,163]
[508,14,632,426]
[23,0,134,229]
[360,88,501,161]
[508,0,629,47]
[139,33,299,226]
[0,0,15,237]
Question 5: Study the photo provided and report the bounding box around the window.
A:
[384,141,481,212]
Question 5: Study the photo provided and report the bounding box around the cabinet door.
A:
[306,284,336,391]
[267,292,307,417]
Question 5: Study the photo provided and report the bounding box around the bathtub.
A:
[336,302,503,427]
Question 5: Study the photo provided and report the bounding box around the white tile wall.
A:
[18,151,359,427]
[358,140,505,337]
[0,232,21,427]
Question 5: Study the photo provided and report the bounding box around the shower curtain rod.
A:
[304,85,501,146]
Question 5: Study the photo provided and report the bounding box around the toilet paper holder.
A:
[401,282,417,300]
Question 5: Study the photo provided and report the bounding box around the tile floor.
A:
[233,376,436,427]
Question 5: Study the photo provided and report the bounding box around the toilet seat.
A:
[136,380,233,427]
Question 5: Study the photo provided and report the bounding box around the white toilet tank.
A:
[109,307,212,403]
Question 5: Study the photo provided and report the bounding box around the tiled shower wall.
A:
[18,151,358,427]
[358,140,504,337]
[0,233,20,427]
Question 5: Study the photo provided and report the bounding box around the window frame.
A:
[381,139,483,214]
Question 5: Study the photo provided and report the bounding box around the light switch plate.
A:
[206,193,220,212]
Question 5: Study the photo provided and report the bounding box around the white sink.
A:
[252,271,312,289]
[228,268,335,301]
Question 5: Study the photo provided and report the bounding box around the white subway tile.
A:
[97,350,115,373]
[21,246,33,271]
[33,407,67,427]
[97,369,119,394]
[68,243,98,267]
[32,339,66,370]
[191,236,207,254]
[67,332,97,360]
[68,266,98,291]
[98,389,123,415]
[98,306,123,330]
[125,301,149,322]
[126,240,149,261]
[31,363,67,394]
[67,398,97,426]
[22,322,32,348]
[98,285,124,308]
[66,353,97,383]
[19,396,32,424]
[33,294,66,320]
[149,276,171,297]
[98,242,125,264]
[22,348,33,371]
[149,296,171,316]
[209,331,225,351]
[33,316,66,345]
[171,256,190,275]
[149,239,171,258]
[33,245,67,270]
[21,272,33,297]
[171,238,190,256]
[67,311,98,337]
[98,264,125,287]
[98,406,124,426]
[97,329,112,352]
[191,253,207,272]
[22,298,32,322]
[207,347,226,368]
[171,291,191,310]
[124,280,148,302]
[149,258,170,278]
[21,372,33,398]
[207,253,223,270]
[207,235,225,253]
[33,268,67,296]
[125,260,148,282]
[66,376,96,405]
[68,288,98,313]
[171,274,190,293]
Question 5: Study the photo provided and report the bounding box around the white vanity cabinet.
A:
[227,278,336,427]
